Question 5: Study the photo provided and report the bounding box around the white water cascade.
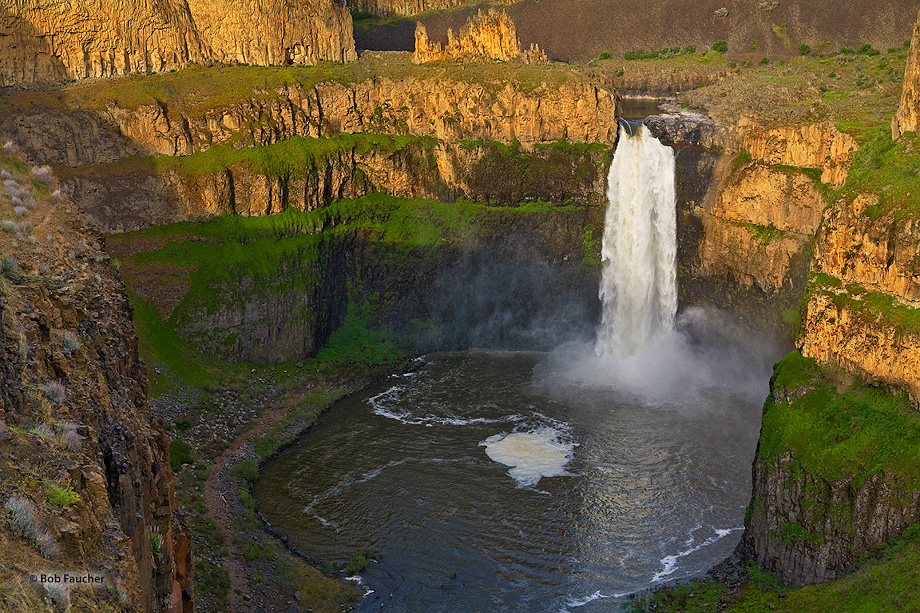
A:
[595,123,677,358]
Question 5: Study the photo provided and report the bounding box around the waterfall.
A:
[595,123,677,358]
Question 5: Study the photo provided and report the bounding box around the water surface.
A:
[256,350,763,612]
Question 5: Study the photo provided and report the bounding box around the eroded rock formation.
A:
[413,10,546,64]
[741,122,857,187]
[186,0,356,66]
[0,0,356,88]
[6,78,616,168]
[893,9,920,139]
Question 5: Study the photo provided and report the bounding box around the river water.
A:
[255,349,765,612]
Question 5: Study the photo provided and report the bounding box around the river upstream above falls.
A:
[255,349,768,612]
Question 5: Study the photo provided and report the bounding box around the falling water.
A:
[595,123,677,357]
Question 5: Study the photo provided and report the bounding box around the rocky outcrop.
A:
[743,353,920,586]
[0,160,191,610]
[60,138,609,231]
[740,122,857,187]
[892,9,920,139]
[174,241,348,364]
[798,292,920,402]
[697,163,823,293]
[644,109,728,151]
[795,191,920,402]
[747,442,920,586]
[413,9,546,64]
[0,0,205,86]
[5,78,618,168]
[186,0,356,66]
[815,193,920,303]
[0,0,355,88]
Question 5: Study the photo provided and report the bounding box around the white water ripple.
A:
[652,526,742,583]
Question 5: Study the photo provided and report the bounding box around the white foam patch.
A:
[651,527,741,583]
[479,426,575,487]
[559,590,627,612]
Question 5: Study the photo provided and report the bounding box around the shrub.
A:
[758,0,779,10]
[36,532,60,559]
[52,189,67,203]
[6,496,38,538]
[714,7,728,17]
[2,220,16,232]
[242,541,272,560]
[62,331,80,353]
[17,221,31,233]
[798,43,812,55]
[838,46,856,55]
[346,551,368,574]
[14,206,27,217]
[0,169,11,180]
[42,381,66,403]
[597,51,612,60]
[761,57,771,64]
[1,257,17,273]
[30,165,53,183]
[46,481,80,507]
[43,582,68,610]
[858,43,880,56]
[712,40,728,53]
[62,429,82,451]
[229,458,259,484]
[32,424,54,440]
[150,526,163,557]
[169,438,195,472]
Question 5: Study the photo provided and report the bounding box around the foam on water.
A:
[651,527,741,583]
[479,426,575,487]
[369,383,525,426]
[559,590,628,612]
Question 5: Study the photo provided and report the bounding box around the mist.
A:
[537,306,781,405]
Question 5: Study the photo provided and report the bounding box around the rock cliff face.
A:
[741,122,857,187]
[892,9,920,139]
[796,191,920,402]
[697,163,822,294]
[59,138,608,231]
[0,0,355,88]
[743,353,920,587]
[352,0,478,17]
[186,0,356,66]
[6,78,617,167]
[0,159,191,610]
[413,9,546,64]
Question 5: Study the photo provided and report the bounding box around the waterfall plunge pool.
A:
[254,350,767,612]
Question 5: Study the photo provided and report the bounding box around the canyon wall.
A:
[0,0,355,88]
[893,9,920,139]
[59,138,608,231]
[0,161,191,610]
[5,78,617,167]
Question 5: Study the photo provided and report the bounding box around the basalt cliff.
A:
[0,0,355,88]
[0,158,191,611]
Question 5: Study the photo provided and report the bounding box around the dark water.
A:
[255,350,763,612]
[619,98,669,120]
